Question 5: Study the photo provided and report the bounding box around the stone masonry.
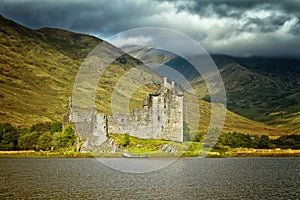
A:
[69,77,183,150]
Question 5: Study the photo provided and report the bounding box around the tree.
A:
[123,133,130,147]
[0,123,19,150]
[254,135,273,149]
[219,132,253,148]
[56,124,75,149]
[50,121,62,133]
[36,132,53,151]
[273,135,300,149]
[30,122,51,132]
[193,132,205,142]
[18,132,40,150]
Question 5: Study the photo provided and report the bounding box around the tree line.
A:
[184,128,300,149]
[1,121,299,151]
[215,132,300,149]
[0,122,75,151]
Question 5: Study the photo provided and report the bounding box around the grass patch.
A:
[0,150,94,158]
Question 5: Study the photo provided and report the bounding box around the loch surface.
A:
[0,157,299,199]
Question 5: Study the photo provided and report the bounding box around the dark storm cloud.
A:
[174,0,300,34]
[175,0,300,33]
[0,0,300,57]
[171,0,300,57]
[0,0,165,37]
[242,15,291,33]
[175,0,300,17]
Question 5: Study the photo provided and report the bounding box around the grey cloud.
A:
[174,0,263,18]
[174,0,300,34]
[174,0,300,16]
[0,0,163,37]
[0,0,300,57]
[242,15,292,33]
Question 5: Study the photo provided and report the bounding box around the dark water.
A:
[0,157,299,199]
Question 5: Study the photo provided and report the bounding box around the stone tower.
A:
[69,77,184,151]
[68,98,108,149]
[108,77,183,142]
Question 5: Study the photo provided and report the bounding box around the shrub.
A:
[273,135,300,149]
[36,132,53,151]
[30,122,51,132]
[193,132,205,142]
[56,124,75,149]
[123,133,130,147]
[18,132,40,150]
[50,121,62,133]
[219,132,253,148]
[0,123,19,150]
[253,135,273,149]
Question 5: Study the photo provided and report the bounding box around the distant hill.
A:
[162,54,300,133]
[0,15,289,136]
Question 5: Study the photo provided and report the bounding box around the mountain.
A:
[162,54,300,134]
[0,15,154,126]
[208,56,300,134]
[1,15,83,126]
[0,15,288,136]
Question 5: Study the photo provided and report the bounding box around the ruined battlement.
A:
[69,77,183,150]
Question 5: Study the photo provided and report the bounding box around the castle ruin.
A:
[69,77,183,151]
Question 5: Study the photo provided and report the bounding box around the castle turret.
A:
[163,77,167,87]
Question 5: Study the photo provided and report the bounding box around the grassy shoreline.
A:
[224,148,300,157]
[0,148,299,158]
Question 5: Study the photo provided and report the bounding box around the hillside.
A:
[0,15,155,126]
[112,47,289,136]
[0,15,289,136]
[212,56,300,133]
[161,54,300,134]
[1,15,82,126]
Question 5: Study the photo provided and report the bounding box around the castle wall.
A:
[69,77,184,149]
[69,107,108,148]
[107,84,183,142]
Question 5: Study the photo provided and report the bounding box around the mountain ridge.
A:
[0,15,291,136]
[162,54,300,133]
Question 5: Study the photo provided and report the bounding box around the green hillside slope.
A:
[162,54,300,134]
[0,15,289,136]
[0,15,154,126]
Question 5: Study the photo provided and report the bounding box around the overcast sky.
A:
[1,0,300,58]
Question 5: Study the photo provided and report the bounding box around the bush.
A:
[253,135,273,149]
[36,132,53,151]
[193,132,205,142]
[56,124,75,149]
[218,132,253,148]
[18,132,40,150]
[123,133,130,147]
[273,135,300,149]
[30,122,51,132]
[50,121,62,133]
[0,123,19,150]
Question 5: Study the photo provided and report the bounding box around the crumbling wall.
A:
[107,78,183,142]
[69,105,108,150]
[69,77,184,149]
